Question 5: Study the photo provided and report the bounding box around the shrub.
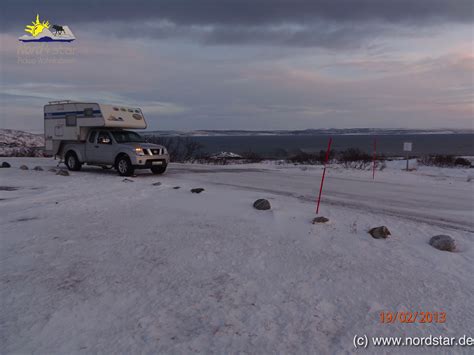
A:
[144,136,203,162]
[454,157,471,167]
[287,149,334,165]
[288,151,319,164]
[420,155,468,167]
[241,151,263,163]
[338,148,371,163]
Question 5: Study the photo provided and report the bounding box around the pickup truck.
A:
[60,129,169,176]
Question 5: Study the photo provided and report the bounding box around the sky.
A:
[0,0,473,132]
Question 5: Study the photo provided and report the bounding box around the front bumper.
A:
[132,154,170,168]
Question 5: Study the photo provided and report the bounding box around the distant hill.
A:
[0,129,44,157]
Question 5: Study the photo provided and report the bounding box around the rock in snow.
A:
[19,165,29,170]
[1,162,11,168]
[56,170,69,176]
[312,216,329,224]
[430,235,456,252]
[253,199,271,210]
[152,182,162,186]
[368,226,391,239]
[191,188,205,193]
[33,166,43,171]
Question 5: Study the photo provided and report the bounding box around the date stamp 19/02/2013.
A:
[379,311,446,324]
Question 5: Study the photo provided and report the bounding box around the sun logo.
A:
[24,14,50,37]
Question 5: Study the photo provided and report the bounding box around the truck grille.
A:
[143,148,162,155]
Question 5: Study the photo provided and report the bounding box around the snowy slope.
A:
[0,129,44,157]
[1,158,473,354]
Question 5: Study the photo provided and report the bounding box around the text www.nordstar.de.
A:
[353,334,473,348]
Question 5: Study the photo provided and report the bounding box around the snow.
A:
[210,152,243,159]
[1,157,473,354]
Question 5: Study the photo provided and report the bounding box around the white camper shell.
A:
[44,100,147,155]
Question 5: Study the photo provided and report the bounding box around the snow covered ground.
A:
[1,158,473,354]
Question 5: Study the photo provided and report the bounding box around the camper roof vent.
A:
[48,100,76,104]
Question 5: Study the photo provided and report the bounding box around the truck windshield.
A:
[111,131,145,143]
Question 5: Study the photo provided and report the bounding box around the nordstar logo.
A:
[18,14,76,42]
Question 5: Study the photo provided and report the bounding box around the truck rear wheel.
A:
[116,155,134,176]
[65,151,82,171]
[151,165,167,174]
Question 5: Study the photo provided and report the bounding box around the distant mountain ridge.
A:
[144,128,473,137]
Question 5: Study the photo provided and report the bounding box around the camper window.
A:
[66,115,77,126]
[84,108,94,117]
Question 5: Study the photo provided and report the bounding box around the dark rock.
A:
[1,162,11,168]
[191,188,205,193]
[56,170,69,176]
[0,186,18,191]
[173,186,181,189]
[33,166,43,171]
[429,235,456,252]
[312,216,329,224]
[48,168,57,173]
[253,199,271,210]
[368,226,391,239]
[19,165,29,170]
[152,182,162,186]
[122,178,134,182]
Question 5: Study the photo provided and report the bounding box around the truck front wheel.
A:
[65,151,82,171]
[116,155,134,176]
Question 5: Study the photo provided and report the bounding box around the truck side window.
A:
[97,132,112,145]
[89,131,97,143]
[66,115,77,126]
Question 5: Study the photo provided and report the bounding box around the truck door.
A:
[86,131,115,164]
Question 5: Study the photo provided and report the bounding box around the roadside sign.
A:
[403,142,413,171]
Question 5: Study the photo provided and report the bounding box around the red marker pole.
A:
[372,137,377,180]
[316,137,333,215]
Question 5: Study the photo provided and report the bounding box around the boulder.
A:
[1,162,11,168]
[19,165,29,170]
[56,170,69,176]
[253,199,271,210]
[152,182,162,186]
[368,226,391,239]
[33,166,43,171]
[48,168,57,173]
[312,216,329,224]
[173,186,181,189]
[191,188,205,193]
[429,235,456,252]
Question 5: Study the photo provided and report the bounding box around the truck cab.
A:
[62,129,169,176]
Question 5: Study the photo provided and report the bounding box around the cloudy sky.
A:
[0,0,472,132]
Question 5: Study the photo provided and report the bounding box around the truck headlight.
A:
[135,147,145,156]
